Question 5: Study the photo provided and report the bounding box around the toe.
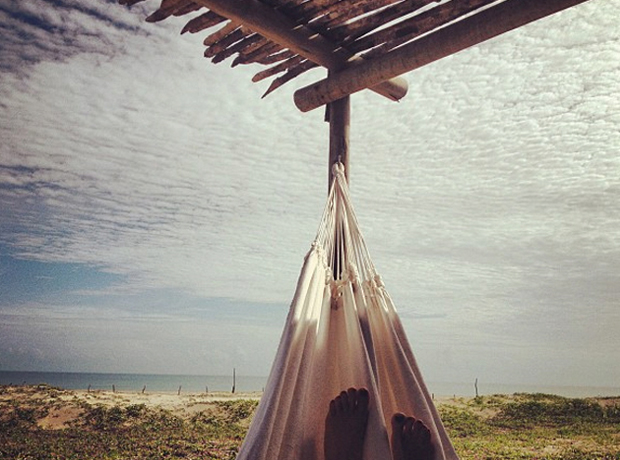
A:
[338,391,349,413]
[334,392,346,414]
[329,398,337,417]
[392,412,406,430]
[412,420,426,440]
[357,388,369,411]
[404,416,415,434]
[346,388,358,411]
[391,413,407,460]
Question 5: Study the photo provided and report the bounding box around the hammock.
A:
[237,163,459,460]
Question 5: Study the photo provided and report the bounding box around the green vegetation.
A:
[0,385,257,460]
[1,385,619,459]
[439,393,620,459]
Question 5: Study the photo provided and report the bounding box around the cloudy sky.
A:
[1,0,618,390]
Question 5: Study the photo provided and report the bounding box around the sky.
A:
[0,0,619,390]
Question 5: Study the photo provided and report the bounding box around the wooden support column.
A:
[327,94,350,280]
[327,96,350,191]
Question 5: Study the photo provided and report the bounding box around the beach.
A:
[0,385,261,430]
[1,384,619,459]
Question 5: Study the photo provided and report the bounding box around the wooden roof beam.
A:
[192,0,408,102]
[294,0,593,112]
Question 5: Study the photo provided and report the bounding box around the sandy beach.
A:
[0,384,261,430]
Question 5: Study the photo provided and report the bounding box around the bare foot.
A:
[324,387,370,460]
[391,413,435,460]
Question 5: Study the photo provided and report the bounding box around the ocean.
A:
[0,371,617,398]
[0,371,266,393]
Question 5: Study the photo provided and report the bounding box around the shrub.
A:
[214,400,259,423]
[439,405,489,437]
[491,396,610,428]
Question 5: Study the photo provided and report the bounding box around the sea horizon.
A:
[1,370,618,398]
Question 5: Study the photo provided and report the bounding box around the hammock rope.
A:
[237,163,459,460]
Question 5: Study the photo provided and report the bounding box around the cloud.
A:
[0,0,619,383]
[0,2,328,303]
[0,0,154,75]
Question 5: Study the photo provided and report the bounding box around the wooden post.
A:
[327,93,350,281]
[327,96,350,190]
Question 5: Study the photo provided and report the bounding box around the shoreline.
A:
[3,381,619,401]
[3,383,618,409]
[2,370,619,399]
[2,370,620,398]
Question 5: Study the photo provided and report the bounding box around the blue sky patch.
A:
[0,254,124,306]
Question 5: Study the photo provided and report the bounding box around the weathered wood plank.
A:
[252,55,305,82]
[294,0,593,112]
[314,0,404,35]
[318,0,402,32]
[213,34,264,64]
[231,38,273,66]
[255,49,297,65]
[233,42,283,66]
[205,28,247,58]
[191,0,408,101]
[181,11,227,34]
[262,60,317,97]
[119,0,147,6]
[289,0,342,21]
[349,0,498,55]
[192,0,348,68]
[329,0,437,43]
[203,21,237,46]
[173,1,202,16]
[146,0,194,23]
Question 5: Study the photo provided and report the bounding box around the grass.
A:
[439,393,620,460]
[1,385,619,459]
[0,385,256,460]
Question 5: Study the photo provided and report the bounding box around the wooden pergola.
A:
[119,0,593,184]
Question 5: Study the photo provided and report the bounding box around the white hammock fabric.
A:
[237,163,459,460]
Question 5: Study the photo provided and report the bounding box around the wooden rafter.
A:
[121,0,595,106]
[294,0,594,112]
[192,0,409,101]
